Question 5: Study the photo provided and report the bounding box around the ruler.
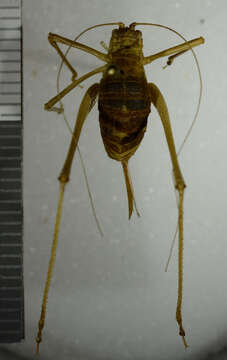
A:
[0,0,24,343]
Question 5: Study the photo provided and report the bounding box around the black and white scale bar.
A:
[0,122,23,343]
[0,0,24,344]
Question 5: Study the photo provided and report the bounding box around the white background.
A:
[2,0,227,359]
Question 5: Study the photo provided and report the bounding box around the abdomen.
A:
[98,76,151,161]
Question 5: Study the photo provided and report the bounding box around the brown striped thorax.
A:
[99,24,151,162]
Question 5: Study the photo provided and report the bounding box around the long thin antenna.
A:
[55,23,124,236]
[133,22,203,348]
[134,22,203,270]
[61,107,103,237]
[133,22,203,155]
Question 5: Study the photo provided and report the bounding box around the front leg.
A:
[48,33,108,80]
[149,82,187,348]
[144,37,204,66]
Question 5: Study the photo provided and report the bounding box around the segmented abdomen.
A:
[98,77,151,161]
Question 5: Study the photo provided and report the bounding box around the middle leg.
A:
[44,65,106,113]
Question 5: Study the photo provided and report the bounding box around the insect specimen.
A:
[36,22,204,353]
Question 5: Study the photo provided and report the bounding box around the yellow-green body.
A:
[36,22,204,353]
